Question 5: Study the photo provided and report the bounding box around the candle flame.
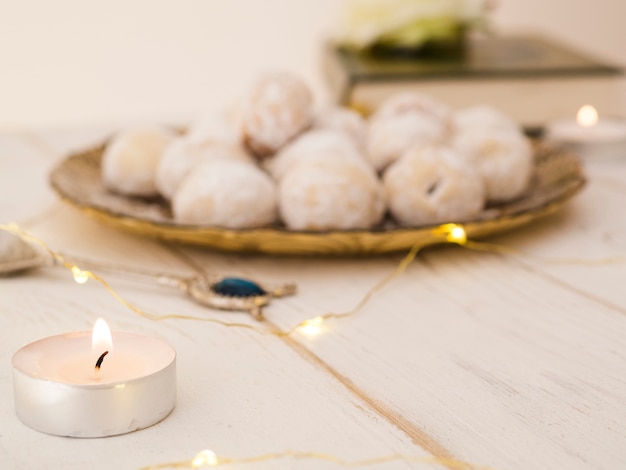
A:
[92,318,113,353]
[577,105,598,127]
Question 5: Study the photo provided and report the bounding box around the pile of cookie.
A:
[101,72,532,230]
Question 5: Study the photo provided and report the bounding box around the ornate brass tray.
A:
[49,142,585,255]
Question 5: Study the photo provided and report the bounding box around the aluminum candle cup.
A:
[546,105,626,159]
[12,321,176,438]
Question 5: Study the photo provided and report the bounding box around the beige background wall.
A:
[0,0,624,129]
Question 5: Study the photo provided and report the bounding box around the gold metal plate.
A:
[49,142,585,255]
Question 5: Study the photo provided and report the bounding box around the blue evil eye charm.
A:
[183,275,296,321]
[210,277,267,298]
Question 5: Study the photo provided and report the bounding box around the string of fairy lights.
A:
[2,221,622,469]
[139,448,494,469]
[0,222,468,337]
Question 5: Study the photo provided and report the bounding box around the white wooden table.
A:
[1,128,626,470]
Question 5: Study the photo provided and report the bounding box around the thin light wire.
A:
[3,222,625,338]
[0,223,268,333]
[0,223,430,336]
[279,241,424,336]
[463,239,626,265]
[140,449,494,470]
[7,223,615,470]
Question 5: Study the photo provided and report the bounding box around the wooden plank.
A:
[0,134,57,225]
[24,128,626,469]
[22,126,115,160]
[172,184,626,469]
[477,165,626,311]
[0,269,438,470]
[1,131,452,469]
[185,245,626,470]
[1,127,195,276]
[583,156,626,186]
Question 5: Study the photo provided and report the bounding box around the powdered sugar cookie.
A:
[266,129,368,181]
[279,159,384,231]
[185,112,239,146]
[156,138,253,200]
[372,92,451,125]
[314,106,367,147]
[384,146,485,226]
[453,128,533,201]
[453,105,520,134]
[240,72,313,158]
[102,128,173,197]
[366,112,446,171]
[172,160,277,228]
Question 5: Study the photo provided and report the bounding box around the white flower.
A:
[337,0,489,49]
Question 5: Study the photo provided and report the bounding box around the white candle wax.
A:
[546,110,626,159]
[547,118,626,143]
[12,330,176,438]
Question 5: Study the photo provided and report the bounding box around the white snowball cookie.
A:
[266,129,368,181]
[279,159,385,231]
[173,160,277,228]
[384,146,485,226]
[314,107,367,147]
[239,72,313,158]
[373,92,451,125]
[102,128,173,197]
[185,112,239,146]
[366,112,446,171]
[453,105,520,134]
[156,138,253,200]
[453,128,533,201]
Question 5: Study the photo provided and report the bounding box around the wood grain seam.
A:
[265,323,471,470]
[15,129,61,161]
[18,201,64,230]
[587,173,626,196]
[160,242,208,275]
[160,243,470,470]
[452,241,626,319]
[422,234,626,321]
[509,257,626,318]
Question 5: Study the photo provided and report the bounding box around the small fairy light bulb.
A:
[191,449,218,468]
[446,225,467,245]
[72,266,90,284]
[298,316,325,337]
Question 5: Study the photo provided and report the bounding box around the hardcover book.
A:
[323,35,623,125]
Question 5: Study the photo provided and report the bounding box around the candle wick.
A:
[95,351,109,370]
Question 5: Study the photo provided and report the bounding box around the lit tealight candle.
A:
[546,105,626,158]
[12,318,176,438]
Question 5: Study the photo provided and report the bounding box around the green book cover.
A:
[333,35,622,82]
